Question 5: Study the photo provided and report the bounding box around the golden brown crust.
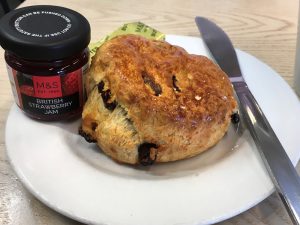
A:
[82,34,237,165]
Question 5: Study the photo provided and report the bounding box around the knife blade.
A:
[195,16,300,225]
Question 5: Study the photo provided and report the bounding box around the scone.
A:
[80,34,237,165]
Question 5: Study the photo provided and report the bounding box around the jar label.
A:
[7,64,86,117]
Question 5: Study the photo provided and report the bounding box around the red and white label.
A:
[32,75,62,98]
[6,64,86,117]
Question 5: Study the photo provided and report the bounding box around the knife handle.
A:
[233,81,300,225]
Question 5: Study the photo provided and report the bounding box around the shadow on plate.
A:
[49,118,245,180]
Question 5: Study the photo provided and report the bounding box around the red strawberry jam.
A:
[0,5,90,121]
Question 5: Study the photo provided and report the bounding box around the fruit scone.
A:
[79,34,237,165]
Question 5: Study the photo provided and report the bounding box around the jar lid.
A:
[0,5,91,61]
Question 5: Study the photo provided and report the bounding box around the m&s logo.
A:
[32,76,62,98]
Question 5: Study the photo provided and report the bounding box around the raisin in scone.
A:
[80,34,237,165]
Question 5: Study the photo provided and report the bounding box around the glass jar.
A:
[0,5,91,121]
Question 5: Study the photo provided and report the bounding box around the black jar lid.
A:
[0,5,90,61]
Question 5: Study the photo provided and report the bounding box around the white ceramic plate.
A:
[5,35,300,225]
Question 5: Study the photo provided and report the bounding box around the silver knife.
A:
[195,17,300,225]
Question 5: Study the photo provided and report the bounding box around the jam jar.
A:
[0,5,91,121]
